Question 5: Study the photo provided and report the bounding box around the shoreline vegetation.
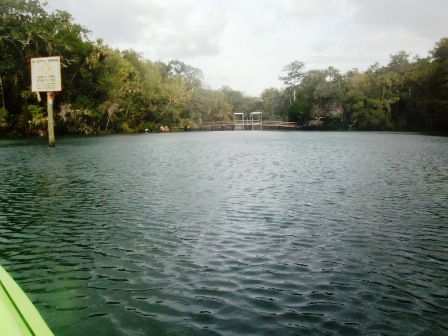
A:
[1,1,447,137]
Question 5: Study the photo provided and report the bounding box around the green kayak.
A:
[0,265,53,336]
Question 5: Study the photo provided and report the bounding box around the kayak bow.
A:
[0,265,53,336]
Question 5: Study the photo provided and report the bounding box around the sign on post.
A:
[31,56,62,92]
[31,56,62,147]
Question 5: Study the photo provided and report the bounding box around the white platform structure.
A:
[233,113,245,130]
[250,112,262,130]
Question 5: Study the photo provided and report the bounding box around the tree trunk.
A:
[0,77,5,109]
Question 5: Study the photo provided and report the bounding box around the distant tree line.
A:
[1,0,447,136]
[278,48,448,131]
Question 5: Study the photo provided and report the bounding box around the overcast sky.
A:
[44,0,446,96]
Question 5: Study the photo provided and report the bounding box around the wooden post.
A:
[47,92,55,147]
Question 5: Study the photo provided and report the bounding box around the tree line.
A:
[279,49,448,131]
[1,0,447,136]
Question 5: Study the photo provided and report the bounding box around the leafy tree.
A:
[286,68,344,128]
[167,60,203,90]
[0,108,9,130]
[220,86,258,114]
[258,87,287,120]
[288,96,311,124]
[182,88,233,124]
[343,69,393,130]
[428,38,448,130]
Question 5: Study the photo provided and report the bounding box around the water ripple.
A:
[0,132,447,335]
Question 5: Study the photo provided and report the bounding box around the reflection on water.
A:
[0,132,447,335]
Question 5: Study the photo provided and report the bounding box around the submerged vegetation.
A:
[1,0,447,136]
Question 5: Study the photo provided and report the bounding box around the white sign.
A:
[31,56,62,92]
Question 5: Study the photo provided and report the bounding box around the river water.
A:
[0,131,447,335]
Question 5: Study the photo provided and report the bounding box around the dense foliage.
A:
[1,0,447,135]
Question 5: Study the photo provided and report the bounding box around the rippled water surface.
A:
[0,132,447,335]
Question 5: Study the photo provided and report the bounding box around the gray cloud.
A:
[44,0,448,96]
[141,3,228,59]
[268,0,345,19]
[347,0,447,38]
[46,0,229,59]
[45,0,166,43]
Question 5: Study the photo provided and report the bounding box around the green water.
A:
[1,132,447,335]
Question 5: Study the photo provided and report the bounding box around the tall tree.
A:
[279,61,305,102]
